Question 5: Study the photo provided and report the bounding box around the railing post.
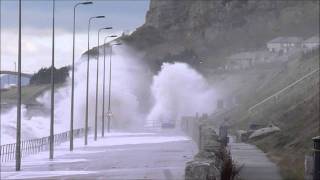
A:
[0,128,84,162]
[9,144,11,161]
[41,138,44,151]
[5,145,8,162]
[11,144,14,160]
[32,140,35,154]
[8,144,11,161]
[21,142,23,158]
[29,140,32,154]
[313,136,320,180]
[31,140,34,154]
[37,139,39,152]
[28,140,31,155]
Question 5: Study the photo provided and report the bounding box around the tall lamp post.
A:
[102,35,117,137]
[107,42,122,133]
[16,0,22,171]
[85,15,105,145]
[49,0,55,160]
[0,0,2,163]
[70,1,92,152]
[94,27,112,141]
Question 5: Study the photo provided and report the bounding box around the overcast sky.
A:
[1,0,150,73]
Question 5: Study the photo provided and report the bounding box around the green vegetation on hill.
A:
[1,82,67,107]
[30,66,70,85]
[1,84,51,105]
[227,53,319,179]
[251,90,319,180]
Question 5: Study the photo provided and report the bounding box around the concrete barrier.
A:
[181,114,231,180]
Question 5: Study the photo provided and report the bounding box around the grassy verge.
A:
[249,92,319,180]
[1,83,66,105]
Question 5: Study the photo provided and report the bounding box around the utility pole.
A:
[16,0,22,171]
[49,0,55,160]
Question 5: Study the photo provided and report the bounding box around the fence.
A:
[0,128,85,163]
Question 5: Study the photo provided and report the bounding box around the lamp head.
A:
[96,16,105,19]
[104,27,112,30]
[109,35,118,38]
[81,2,93,5]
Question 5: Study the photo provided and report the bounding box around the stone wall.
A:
[181,114,231,180]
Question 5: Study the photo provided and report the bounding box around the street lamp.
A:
[102,35,117,137]
[94,27,112,141]
[107,42,122,133]
[16,0,22,171]
[84,15,105,145]
[0,0,2,151]
[0,1,2,167]
[70,1,92,152]
[49,0,55,160]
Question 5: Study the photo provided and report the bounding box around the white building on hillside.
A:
[267,37,303,54]
[225,52,255,70]
[225,51,273,70]
[0,71,31,89]
[302,36,319,50]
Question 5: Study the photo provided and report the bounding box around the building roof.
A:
[268,37,303,44]
[0,71,32,78]
[304,36,319,43]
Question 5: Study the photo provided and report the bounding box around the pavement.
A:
[229,137,282,180]
[1,131,197,180]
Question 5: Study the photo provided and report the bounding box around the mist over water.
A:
[1,47,217,144]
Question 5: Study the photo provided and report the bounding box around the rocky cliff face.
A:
[125,0,319,71]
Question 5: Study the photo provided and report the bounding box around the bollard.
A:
[198,124,202,150]
[313,136,320,180]
[219,125,228,147]
[0,146,2,162]
[186,118,189,133]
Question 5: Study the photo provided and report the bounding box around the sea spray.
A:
[0,45,149,144]
[146,62,216,128]
[0,106,50,144]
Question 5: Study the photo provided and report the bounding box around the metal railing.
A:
[249,68,319,113]
[0,128,85,163]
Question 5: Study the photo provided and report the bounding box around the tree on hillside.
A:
[30,66,70,85]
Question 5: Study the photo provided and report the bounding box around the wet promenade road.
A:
[1,131,197,180]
